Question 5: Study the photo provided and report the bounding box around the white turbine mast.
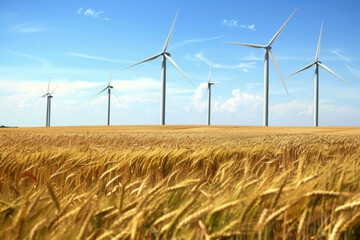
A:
[94,66,121,126]
[41,75,58,127]
[119,9,194,125]
[283,22,351,127]
[222,8,297,126]
[206,60,224,125]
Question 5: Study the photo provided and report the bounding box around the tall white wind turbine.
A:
[120,9,194,125]
[206,61,224,126]
[40,79,58,127]
[222,8,297,126]
[94,67,121,126]
[284,23,351,127]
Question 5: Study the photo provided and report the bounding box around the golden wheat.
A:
[0,126,360,239]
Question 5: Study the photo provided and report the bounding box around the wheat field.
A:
[1,125,360,239]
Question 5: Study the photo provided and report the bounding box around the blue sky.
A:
[1,0,360,127]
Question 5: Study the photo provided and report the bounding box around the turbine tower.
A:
[41,80,57,127]
[94,67,121,126]
[284,23,351,127]
[222,8,297,126]
[120,9,194,125]
[206,61,224,126]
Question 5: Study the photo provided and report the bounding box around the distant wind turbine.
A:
[40,78,58,127]
[284,23,351,127]
[94,67,121,126]
[222,8,297,126]
[120,9,194,125]
[206,61,224,126]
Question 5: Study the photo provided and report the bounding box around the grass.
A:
[0,125,360,239]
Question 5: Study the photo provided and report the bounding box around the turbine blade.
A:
[47,80,50,93]
[267,8,298,46]
[209,82,227,84]
[269,50,288,95]
[109,65,114,85]
[284,62,315,79]
[39,87,46,95]
[50,85,59,95]
[164,54,194,86]
[112,91,121,104]
[318,62,352,86]
[315,22,323,61]
[208,60,212,83]
[222,41,265,48]
[163,9,179,52]
[93,86,108,97]
[120,53,161,71]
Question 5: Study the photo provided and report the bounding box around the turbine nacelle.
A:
[163,52,171,57]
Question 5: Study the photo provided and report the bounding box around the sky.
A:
[1,0,360,127]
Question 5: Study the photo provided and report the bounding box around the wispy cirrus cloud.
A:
[8,50,49,67]
[67,52,132,63]
[346,64,360,79]
[11,23,47,33]
[77,7,113,21]
[222,19,255,31]
[170,35,224,50]
[330,49,352,62]
[186,51,256,71]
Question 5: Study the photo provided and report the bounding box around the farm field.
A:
[1,125,360,239]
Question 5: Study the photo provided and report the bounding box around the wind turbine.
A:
[120,9,194,125]
[206,61,224,126]
[94,67,121,126]
[40,79,57,127]
[284,23,351,127]
[222,8,297,126]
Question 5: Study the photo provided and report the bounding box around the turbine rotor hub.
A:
[163,52,171,57]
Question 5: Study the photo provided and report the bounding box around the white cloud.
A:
[84,9,95,16]
[240,52,263,61]
[8,50,49,67]
[95,11,105,17]
[78,8,112,21]
[187,51,256,70]
[270,100,311,118]
[330,49,352,63]
[6,93,37,109]
[215,89,262,113]
[0,79,103,96]
[247,24,256,31]
[269,100,360,126]
[67,52,132,63]
[186,82,208,113]
[298,105,313,116]
[222,19,255,31]
[11,23,47,33]
[345,64,360,79]
[170,35,223,49]
[77,7,84,15]
[91,93,158,109]
[245,82,261,92]
[111,78,160,92]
